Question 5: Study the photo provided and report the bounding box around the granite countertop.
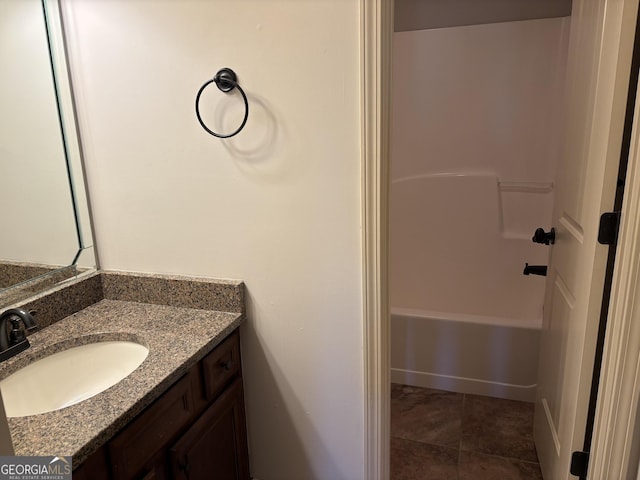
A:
[0,298,243,466]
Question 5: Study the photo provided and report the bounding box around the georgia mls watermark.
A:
[0,456,71,480]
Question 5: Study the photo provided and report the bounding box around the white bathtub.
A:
[390,174,551,402]
[391,308,540,401]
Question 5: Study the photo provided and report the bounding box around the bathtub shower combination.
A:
[390,16,569,402]
[390,174,551,402]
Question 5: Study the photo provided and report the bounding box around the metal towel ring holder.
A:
[195,68,249,138]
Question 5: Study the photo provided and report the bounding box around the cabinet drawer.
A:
[109,369,199,480]
[201,331,241,401]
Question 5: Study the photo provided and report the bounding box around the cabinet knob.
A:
[221,360,233,371]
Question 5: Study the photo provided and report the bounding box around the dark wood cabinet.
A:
[73,330,249,480]
[72,445,110,480]
[169,378,249,480]
[110,369,200,480]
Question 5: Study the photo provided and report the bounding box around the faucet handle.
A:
[0,308,37,361]
[24,310,38,331]
[6,309,38,331]
[532,227,556,245]
[9,319,26,345]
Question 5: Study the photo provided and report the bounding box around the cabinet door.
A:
[109,370,199,480]
[169,378,249,480]
[130,451,172,480]
[72,446,110,480]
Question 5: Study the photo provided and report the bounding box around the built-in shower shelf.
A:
[498,181,554,193]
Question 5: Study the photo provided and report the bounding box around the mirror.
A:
[0,0,95,308]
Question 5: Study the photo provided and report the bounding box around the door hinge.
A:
[570,450,590,477]
[598,211,621,245]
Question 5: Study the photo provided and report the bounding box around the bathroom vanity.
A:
[0,271,249,480]
[75,330,248,480]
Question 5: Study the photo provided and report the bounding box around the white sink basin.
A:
[0,341,149,417]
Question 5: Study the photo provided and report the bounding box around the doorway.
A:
[388,4,568,478]
[361,0,640,478]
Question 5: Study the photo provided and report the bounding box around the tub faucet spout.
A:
[523,263,548,276]
[0,309,37,363]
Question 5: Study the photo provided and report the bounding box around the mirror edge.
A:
[43,0,96,269]
[0,0,97,308]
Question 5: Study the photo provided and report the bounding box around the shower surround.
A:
[390,17,569,402]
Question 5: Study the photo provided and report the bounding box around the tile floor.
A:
[391,383,543,480]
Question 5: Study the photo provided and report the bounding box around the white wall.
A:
[0,0,78,266]
[392,18,569,183]
[392,18,569,238]
[63,1,363,479]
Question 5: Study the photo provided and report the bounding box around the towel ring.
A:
[195,68,249,138]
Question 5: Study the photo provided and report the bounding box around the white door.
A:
[533,0,638,479]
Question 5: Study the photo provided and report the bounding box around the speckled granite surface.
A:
[0,265,80,310]
[17,272,103,331]
[101,271,245,314]
[0,271,245,467]
[0,261,62,288]
[10,270,244,331]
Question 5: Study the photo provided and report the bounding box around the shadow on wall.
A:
[240,292,342,479]
[195,82,280,163]
[395,0,572,31]
[196,85,303,185]
[220,95,279,163]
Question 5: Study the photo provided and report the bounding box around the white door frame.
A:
[361,1,393,479]
[589,70,640,479]
[361,0,640,478]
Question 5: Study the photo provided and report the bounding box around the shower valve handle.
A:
[532,227,555,245]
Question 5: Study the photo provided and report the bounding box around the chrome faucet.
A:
[0,309,37,363]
